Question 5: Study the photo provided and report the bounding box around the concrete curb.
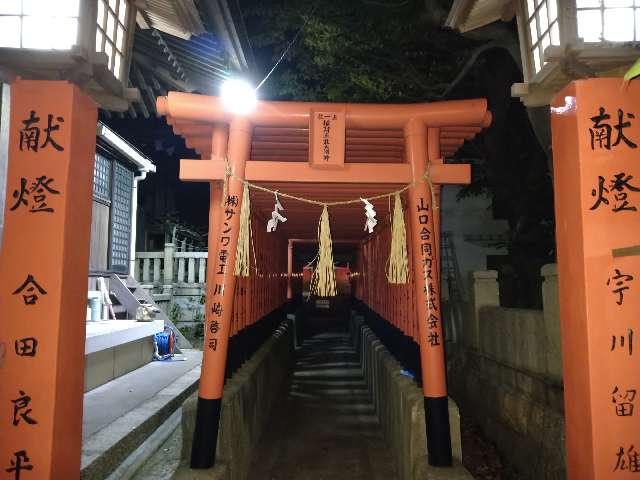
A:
[105,408,182,480]
[175,321,293,480]
[351,315,472,480]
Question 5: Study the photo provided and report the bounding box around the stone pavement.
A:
[246,331,399,480]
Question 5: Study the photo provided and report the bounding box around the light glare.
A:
[220,79,257,115]
[22,16,78,50]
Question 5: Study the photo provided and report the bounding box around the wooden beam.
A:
[158,93,490,130]
[546,44,640,62]
[131,63,152,118]
[179,159,471,185]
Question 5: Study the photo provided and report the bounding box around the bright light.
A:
[550,96,576,115]
[0,0,79,50]
[22,16,78,50]
[220,79,257,115]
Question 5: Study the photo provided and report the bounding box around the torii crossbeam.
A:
[157,93,491,470]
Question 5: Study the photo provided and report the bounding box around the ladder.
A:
[440,231,464,343]
[441,231,464,303]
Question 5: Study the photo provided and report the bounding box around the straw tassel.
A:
[310,206,337,297]
[234,182,251,277]
[387,192,408,284]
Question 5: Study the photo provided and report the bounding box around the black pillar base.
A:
[190,397,222,469]
[424,396,453,467]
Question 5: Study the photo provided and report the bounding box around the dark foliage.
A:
[242,0,477,102]
[452,48,555,307]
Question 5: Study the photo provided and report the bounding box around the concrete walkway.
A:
[82,350,201,479]
[83,350,202,438]
[247,331,399,480]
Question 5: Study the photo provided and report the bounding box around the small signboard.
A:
[309,109,345,168]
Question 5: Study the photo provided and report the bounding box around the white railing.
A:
[134,243,208,285]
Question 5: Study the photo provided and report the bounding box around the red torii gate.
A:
[157,93,491,469]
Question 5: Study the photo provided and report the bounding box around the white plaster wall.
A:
[439,185,509,302]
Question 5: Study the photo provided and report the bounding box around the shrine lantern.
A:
[509,0,639,106]
[0,0,140,110]
[446,0,640,106]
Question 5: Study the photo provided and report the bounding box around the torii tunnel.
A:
[156,93,492,470]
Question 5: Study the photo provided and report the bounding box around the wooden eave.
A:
[445,0,510,33]
[136,0,205,39]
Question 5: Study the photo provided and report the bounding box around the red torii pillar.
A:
[190,118,251,468]
[405,118,452,466]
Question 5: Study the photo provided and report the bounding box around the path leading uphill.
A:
[247,331,398,480]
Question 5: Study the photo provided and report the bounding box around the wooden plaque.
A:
[309,109,345,168]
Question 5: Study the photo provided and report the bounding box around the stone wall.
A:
[165,286,206,332]
[142,284,206,345]
[147,285,205,329]
[175,320,293,480]
[350,315,472,480]
[447,264,565,479]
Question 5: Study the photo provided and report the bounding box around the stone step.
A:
[123,276,192,349]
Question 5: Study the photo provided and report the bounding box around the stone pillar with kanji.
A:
[551,78,640,480]
[0,80,97,479]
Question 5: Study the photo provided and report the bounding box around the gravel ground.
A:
[132,424,182,479]
[460,418,505,480]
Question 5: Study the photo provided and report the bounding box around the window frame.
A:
[95,0,131,80]
[575,0,640,43]
[108,159,134,274]
[92,145,136,275]
[93,152,113,206]
[524,0,562,75]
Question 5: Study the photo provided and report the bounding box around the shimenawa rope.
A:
[222,156,439,209]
